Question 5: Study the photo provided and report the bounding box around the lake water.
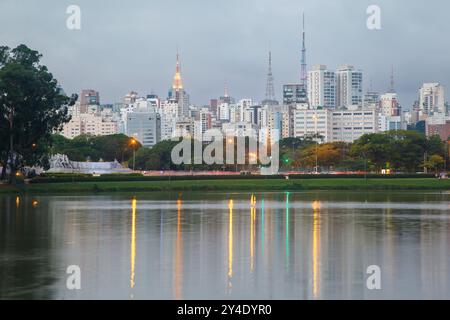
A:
[1,191,450,299]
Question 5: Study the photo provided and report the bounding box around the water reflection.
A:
[130,198,136,289]
[285,193,289,270]
[250,195,256,273]
[173,198,183,299]
[312,200,321,299]
[1,191,450,299]
[227,199,233,292]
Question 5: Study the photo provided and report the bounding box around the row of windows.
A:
[333,127,373,130]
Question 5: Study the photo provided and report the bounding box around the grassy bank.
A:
[1,178,450,194]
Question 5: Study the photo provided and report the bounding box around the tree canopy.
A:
[0,44,76,181]
[50,134,142,163]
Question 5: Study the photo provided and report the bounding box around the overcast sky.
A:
[1,0,449,109]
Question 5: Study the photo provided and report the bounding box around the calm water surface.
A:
[1,191,450,299]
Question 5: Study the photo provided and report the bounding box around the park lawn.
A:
[1,178,450,194]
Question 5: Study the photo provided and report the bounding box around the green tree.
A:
[50,133,142,163]
[351,131,429,172]
[0,44,76,181]
[423,154,445,174]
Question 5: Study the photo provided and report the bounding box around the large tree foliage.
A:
[50,134,142,162]
[0,44,76,181]
[351,131,445,172]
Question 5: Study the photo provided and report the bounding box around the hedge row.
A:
[30,173,436,184]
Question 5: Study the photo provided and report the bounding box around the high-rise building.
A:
[283,84,306,105]
[380,93,400,116]
[197,109,212,134]
[363,91,380,110]
[218,103,231,121]
[293,107,332,142]
[210,99,218,116]
[61,113,118,139]
[168,52,190,117]
[126,105,161,147]
[419,83,445,116]
[308,64,336,109]
[80,89,100,113]
[331,108,378,142]
[336,65,363,108]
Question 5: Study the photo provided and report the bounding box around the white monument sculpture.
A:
[48,154,132,174]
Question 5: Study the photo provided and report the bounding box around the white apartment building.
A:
[293,107,332,142]
[379,92,400,116]
[336,65,363,108]
[331,109,377,143]
[61,113,118,139]
[218,103,231,121]
[419,83,445,115]
[308,64,336,109]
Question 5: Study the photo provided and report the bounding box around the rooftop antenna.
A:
[265,49,275,101]
[389,65,395,93]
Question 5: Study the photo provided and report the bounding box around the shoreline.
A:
[1,178,450,194]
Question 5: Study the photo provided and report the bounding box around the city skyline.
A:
[1,0,449,108]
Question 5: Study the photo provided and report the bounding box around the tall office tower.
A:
[379,66,400,116]
[168,52,190,117]
[197,109,212,134]
[261,51,279,106]
[210,99,218,116]
[336,65,363,108]
[380,93,400,116]
[307,64,336,109]
[418,83,446,115]
[126,106,161,148]
[80,89,100,113]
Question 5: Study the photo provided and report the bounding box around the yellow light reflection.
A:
[174,198,183,299]
[228,199,234,289]
[250,195,256,272]
[32,200,39,207]
[130,197,137,289]
[312,200,321,298]
[16,196,20,207]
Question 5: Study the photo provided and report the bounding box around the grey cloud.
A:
[0,0,448,109]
